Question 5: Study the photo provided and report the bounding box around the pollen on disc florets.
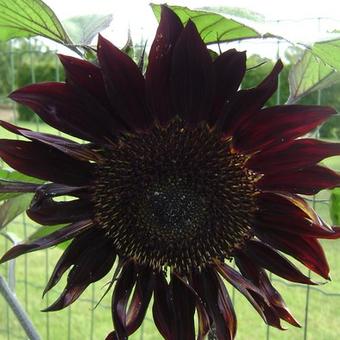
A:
[92,118,258,274]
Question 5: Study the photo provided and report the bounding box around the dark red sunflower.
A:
[1,5,340,340]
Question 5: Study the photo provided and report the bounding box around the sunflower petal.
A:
[247,138,340,174]
[235,252,301,328]
[214,261,268,321]
[171,274,196,340]
[27,197,93,225]
[105,331,119,340]
[210,49,246,124]
[173,273,210,339]
[255,192,335,237]
[43,230,101,295]
[254,229,330,279]
[42,283,87,312]
[125,267,154,335]
[32,183,87,200]
[218,60,283,135]
[152,272,176,339]
[170,20,213,125]
[9,82,120,144]
[145,5,183,125]
[112,261,136,339]
[58,54,112,109]
[43,239,115,311]
[0,179,39,193]
[318,227,340,239]
[233,105,336,153]
[97,35,152,131]
[0,120,97,162]
[244,240,315,284]
[258,165,340,195]
[0,140,94,186]
[192,269,236,340]
[0,220,92,263]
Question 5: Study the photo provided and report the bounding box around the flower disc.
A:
[94,119,258,273]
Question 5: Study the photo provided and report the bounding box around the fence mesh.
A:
[1,16,340,340]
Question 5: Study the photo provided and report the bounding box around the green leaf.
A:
[28,224,70,250]
[199,6,265,22]
[312,38,340,71]
[62,14,113,45]
[0,169,43,183]
[151,4,260,44]
[0,193,33,229]
[0,0,72,43]
[330,188,340,225]
[287,50,340,104]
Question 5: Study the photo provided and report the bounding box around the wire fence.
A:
[1,16,340,340]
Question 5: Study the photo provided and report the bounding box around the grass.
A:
[0,122,340,339]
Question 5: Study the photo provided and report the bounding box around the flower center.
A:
[139,178,207,243]
[93,119,258,273]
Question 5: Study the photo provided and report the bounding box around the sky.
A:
[43,0,340,58]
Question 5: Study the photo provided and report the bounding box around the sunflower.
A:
[1,5,340,340]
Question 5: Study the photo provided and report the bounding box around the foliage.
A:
[330,188,340,225]
[0,169,43,230]
[0,0,71,43]
[151,4,261,44]
[199,5,265,22]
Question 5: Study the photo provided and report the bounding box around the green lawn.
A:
[1,122,340,339]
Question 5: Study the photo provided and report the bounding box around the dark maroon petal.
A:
[125,267,154,335]
[0,140,94,186]
[254,228,330,279]
[258,165,340,195]
[233,105,336,153]
[44,237,115,311]
[244,240,315,285]
[105,331,119,340]
[106,332,114,340]
[214,261,268,321]
[0,180,39,193]
[170,20,213,125]
[97,35,152,131]
[152,272,176,339]
[196,298,210,340]
[247,138,340,174]
[218,60,283,135]
[170,274,195,340]
[27,197,93,225]
[43,230,102,295]
[43,283,87,312]
[318,227,340,239]
[0,120,99,162]
[58,54,111,108]
[255,192,334,237]
[32,183,88,200]
[235,252,300,328]
[145,5,183,125]
[112,261,137,339]
[0,219,92,263]
[210,49,246,124]
[9,82,120,144]
[191,269,236,340]
[173,273,210,339]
